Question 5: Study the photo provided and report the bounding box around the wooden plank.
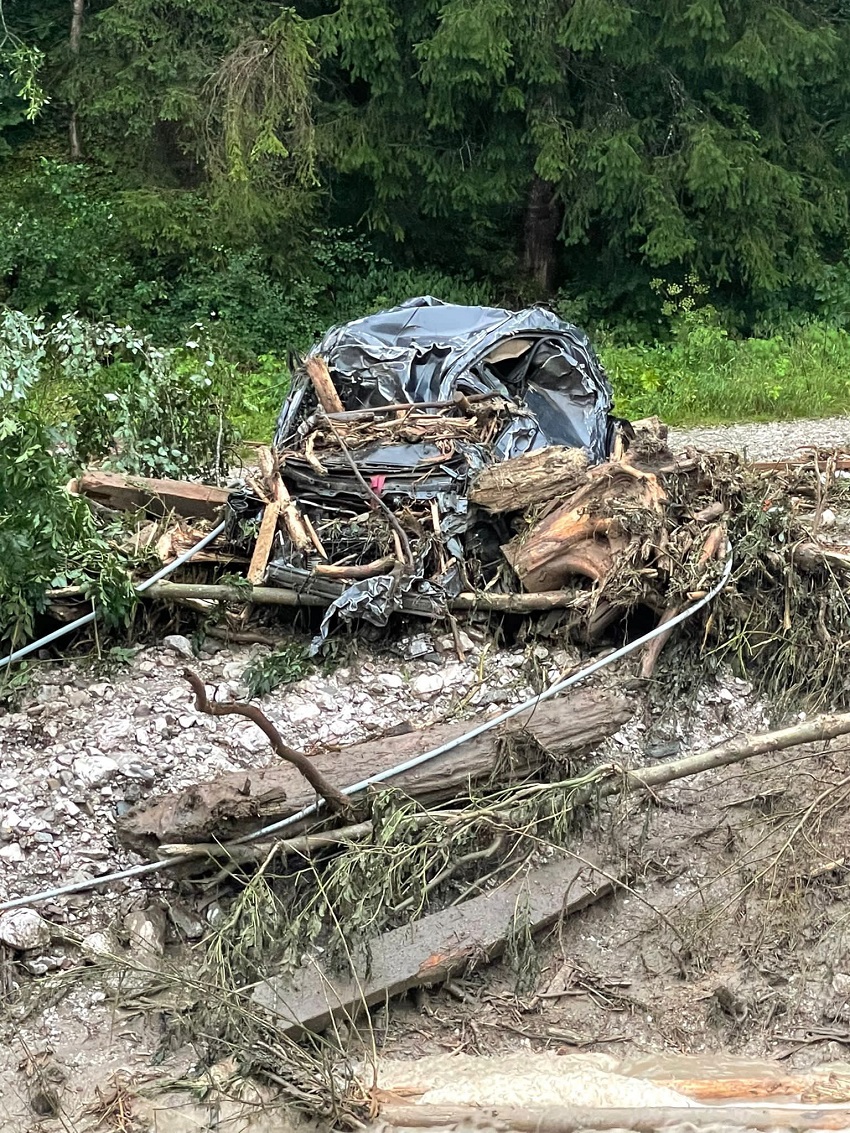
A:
[115,687,633,854]
[246,501,281,585]
[304,354,345,415]
[74,470,229,520]
[379,1103,850,1131]
[252,853,616,1036]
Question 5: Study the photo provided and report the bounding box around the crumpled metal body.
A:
[271,297,616,651]
[275,296,614,461]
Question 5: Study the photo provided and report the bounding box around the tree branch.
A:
[182,668,353,819]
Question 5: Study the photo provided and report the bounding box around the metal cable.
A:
[0,546,733,912]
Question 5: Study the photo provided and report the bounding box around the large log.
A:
[470,447,588,514]
[252,852,615,1036]
[73,470,229,521]
[116,687,633,855]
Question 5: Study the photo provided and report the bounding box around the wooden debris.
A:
[256,445,313,554]
[142,580,595,614]
[246,501,281,585]
[252,852,617,1036]
[470,447,588,514]
[504,462,666,590]
[667,1073,850,1103]
[304,355,345,415]
[378,1102,850,1131]
[72,470,229,520]
[116,687,633,853]
[183,669,354,820]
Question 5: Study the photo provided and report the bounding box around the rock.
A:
[0,809,22,837]
[286,699,321,723]
[163,634,196,660]
[81,931,113,961]
[222,660,247,681]
[124,906,166,961]
[0,909,52,951]
[411,672,444,699]
[168,906,205,940]
[73,754,119,787]
[0,842,24,863]
[378,670,408,688]
[116,756,156,784]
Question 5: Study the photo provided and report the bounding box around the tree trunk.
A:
[115,687,634,855]
[69,0,85,160]
[521,176,561,293]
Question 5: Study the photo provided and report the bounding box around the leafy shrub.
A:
[1,308,238,479]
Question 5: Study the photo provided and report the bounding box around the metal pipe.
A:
[0,546,734,912]
[0,520,228,671]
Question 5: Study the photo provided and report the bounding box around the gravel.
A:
[669,415,850,462]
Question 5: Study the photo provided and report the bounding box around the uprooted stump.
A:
[116,686,633,855]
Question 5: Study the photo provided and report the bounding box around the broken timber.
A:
[72,470,229,521]
[378,1103,850,1132]
[116,687,633,853]
[252,851,616,1037]
[469,446,588,514]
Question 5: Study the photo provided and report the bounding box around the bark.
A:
[69,0,85,160]
[521,176,561,293]
[115,687,634,854]
[469,446,588,513]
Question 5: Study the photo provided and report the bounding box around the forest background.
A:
[3,0,850,648]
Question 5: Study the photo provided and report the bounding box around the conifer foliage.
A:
[1,0,849,310]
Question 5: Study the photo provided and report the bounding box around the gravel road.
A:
[669,415,850,461]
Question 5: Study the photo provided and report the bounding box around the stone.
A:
[163,634,196,660]
[376,673,405,690]
[411,673,444,699]
[168,906,205,940]
[73,754,119,787]
[0,908,52,951]
[81,931,113,961]
[0,842,24,863]
[0,809,22,837]
[287,699,321,723]
[124,906,167,965]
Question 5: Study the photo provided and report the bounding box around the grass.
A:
[601,316,850,426]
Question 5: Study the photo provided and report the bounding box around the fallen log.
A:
[72,470,229,520]
[252,852,616,1036]
[378,1102,850,1131]
[470,447,588,514]
[116,687,633,854]
[140,580,593,614]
